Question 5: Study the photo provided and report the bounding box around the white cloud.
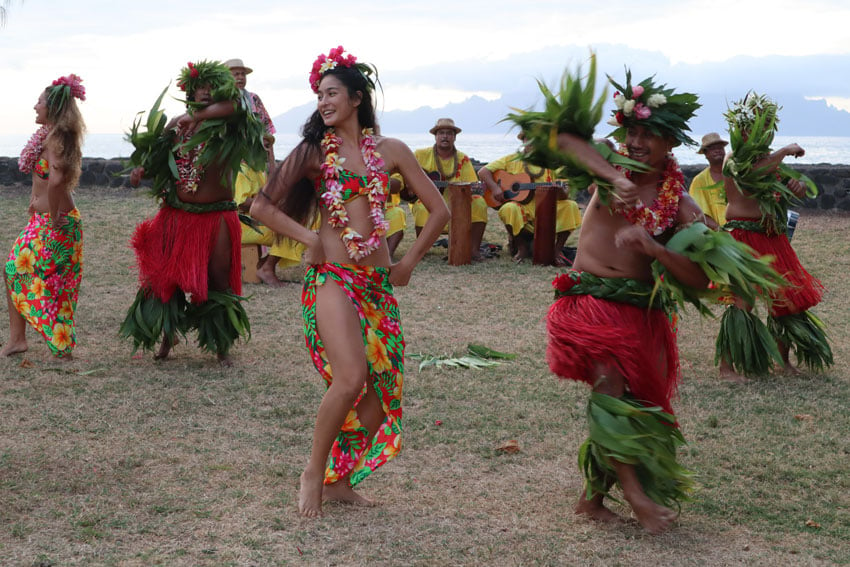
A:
[806,96,850,113]
[2,0,850,134]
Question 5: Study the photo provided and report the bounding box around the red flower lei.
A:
[320,128,388,260]
[616,154,684,235]
[19,126,51,174]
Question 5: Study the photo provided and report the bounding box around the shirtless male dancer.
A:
[122,60,266,365]
[543,71,705,533]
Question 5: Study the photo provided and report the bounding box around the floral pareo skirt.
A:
[302,263,405,487]
[5,209,83,357]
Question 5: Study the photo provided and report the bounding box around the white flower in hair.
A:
[613,92,626,110]
[623,99,636,116]
[647,94,667,108]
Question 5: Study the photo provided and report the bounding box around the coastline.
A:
[1,156,848,211]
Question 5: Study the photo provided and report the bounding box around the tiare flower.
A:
[647,93,667,107]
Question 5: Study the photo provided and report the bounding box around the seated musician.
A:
[384,176,408,260]
[400,118,488,261]
[478,132,582,264]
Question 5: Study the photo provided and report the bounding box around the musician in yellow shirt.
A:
[384,178,408,260]
[400,118,488,260]
[235,169,305,285]
[228,58,303,286]
[478,134,582,263]
[688,132,728,230]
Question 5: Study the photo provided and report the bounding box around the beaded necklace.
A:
[523,162,546,182]
[320,128,388,260]
[432,146,458,180]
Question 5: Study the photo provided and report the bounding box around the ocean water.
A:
[2,132,849,166]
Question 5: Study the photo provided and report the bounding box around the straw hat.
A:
[697,132,728,154]
[429,118,461,135]
[224,58,253,74]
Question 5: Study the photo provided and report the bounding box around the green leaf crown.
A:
[177,60,239,104]
[723,91,780,138]
[607,69,700,147]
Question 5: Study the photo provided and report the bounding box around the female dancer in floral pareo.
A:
[250,46,449,518]
[3,74,86,358]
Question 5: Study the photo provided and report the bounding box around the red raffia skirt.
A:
[131,205,241,303]
[546,294,680,415]
[727,218,823,317]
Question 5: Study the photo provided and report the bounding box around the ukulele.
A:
[426,171,485,195]
[398,170,484,202]
[483,171,567,209]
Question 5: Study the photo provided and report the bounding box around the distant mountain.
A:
[274,93,850,138]
[273,46,850,138]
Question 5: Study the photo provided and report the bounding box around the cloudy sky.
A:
[2,0,850,134]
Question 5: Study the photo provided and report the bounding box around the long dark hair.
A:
[274,64,380,224]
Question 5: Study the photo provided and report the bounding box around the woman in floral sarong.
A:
[250,46,449,517]
[3,75,86,358]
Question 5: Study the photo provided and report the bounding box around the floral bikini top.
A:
[315,168,390,203]
[34,158,49,180]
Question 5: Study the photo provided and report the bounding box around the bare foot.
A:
[298,469,324,518]
[323,481,375,507]
[154,337,173,360]
[718,366,749,384]
[627,493,677,534]
[1,340,28,357]
[575,493,622,524]
[782,362,802,376]
[257,265,285,288]
[512,252,529,264]
[554,253,573,267]
[217,353,233,367]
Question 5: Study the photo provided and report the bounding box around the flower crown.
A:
[724,91,780,133]
[47,73,86,112]
[607,69,700,147]
[177,60,238,103]
[309,45,360,93]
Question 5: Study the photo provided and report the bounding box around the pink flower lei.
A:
[615,154,685,236]
[320,128,388,260]
[19,125,51,174]
[310,46,358,93]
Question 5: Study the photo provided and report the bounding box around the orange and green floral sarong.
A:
[302,263,404,487]
[5,209,83,357]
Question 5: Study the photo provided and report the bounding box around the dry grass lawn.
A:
[1,185,848,566]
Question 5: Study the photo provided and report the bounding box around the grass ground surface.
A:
[1,185,848,566]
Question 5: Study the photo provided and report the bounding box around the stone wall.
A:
[0,157,130,189]
[681,164,850,211]
[2,156,850,211]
